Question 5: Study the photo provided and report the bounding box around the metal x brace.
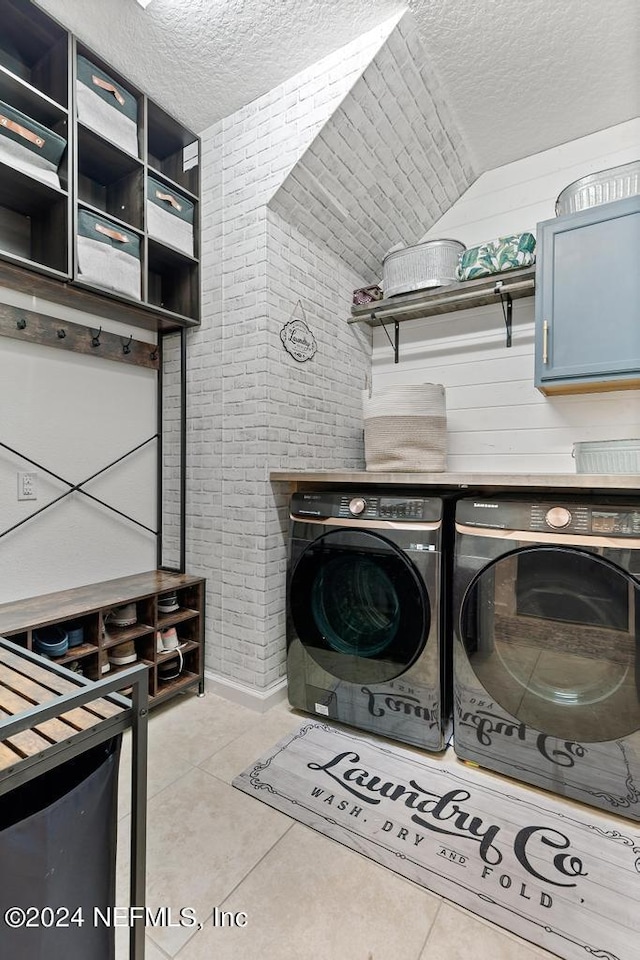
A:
[0,436,158,541]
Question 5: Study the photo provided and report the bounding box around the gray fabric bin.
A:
[0,98,66,188]
[147,175,195,256]
[0,737,121,960]
[76,55,139,157]
[77,210,141,300]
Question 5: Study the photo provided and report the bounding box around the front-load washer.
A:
[453,494,640,818]
[286,489,452,751]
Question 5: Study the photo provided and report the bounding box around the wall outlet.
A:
[18,471,37,501]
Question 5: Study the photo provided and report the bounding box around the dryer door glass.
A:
[460,546,640,742]
[290,530,429,684]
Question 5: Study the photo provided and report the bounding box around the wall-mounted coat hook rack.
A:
[0,302,159,370]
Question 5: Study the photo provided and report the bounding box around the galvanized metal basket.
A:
[556,160,640,217]
[383,239,465,297]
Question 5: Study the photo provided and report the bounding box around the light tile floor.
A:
[116,690,558,960]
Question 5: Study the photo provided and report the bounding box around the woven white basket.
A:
[363,384,447,472]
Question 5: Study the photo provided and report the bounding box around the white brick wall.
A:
[270,12,476,279]
[188,12,476,696]
[187,23,392,691]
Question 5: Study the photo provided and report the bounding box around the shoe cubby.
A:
[0,571,205,708]
[56,613,100,662]
[102,620,155,651]
[169,615,201,647]
[154,646,200,702]
[0,0,200,328]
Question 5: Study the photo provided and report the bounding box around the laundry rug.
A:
[233,720,640,960]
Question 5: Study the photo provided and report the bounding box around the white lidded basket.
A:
[383,239,465,297]
[573,439,640,474]
[363,384,447,472]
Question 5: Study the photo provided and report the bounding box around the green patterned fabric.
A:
[456,233,536,281]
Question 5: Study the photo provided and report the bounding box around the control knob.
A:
[545,506,572,528]
[349,497,367,516]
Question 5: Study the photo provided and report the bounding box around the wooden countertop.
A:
[270,470,640,492]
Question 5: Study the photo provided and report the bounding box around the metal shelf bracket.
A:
[495,281,513,348]
[376,313,400,363]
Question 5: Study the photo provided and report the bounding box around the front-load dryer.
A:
[453,494,640,819]
[287,490,452,751]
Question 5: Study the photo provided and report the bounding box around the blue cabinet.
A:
[535,196,640,394]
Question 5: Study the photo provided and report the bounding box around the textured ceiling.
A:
[36,0,639,172]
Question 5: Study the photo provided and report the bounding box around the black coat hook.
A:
[121,334,133,355]
[16,317,26,330]
[57,328,66,339]
[90,326,102,348]
[149,347,158,362]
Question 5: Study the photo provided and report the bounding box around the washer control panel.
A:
[457,497,640,536]
[340,495,428,520]
[290,492,441,522]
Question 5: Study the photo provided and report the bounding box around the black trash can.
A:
[0,736,121,960]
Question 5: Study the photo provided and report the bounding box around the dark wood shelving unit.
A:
[0,570,206,707]
[0,0,201,331]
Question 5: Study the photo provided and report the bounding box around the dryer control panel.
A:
[457,497,640,537]
[291,492,441,522]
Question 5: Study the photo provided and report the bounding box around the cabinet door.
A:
[535,196,640,393]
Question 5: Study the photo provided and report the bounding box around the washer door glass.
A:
[290,529,429,684]
[460,546,640,742]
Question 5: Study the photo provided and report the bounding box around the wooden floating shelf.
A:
[349,267,536,326]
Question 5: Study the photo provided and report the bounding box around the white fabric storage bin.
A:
[77,210,141,300]
[76,55,139,157]
[0,99,66,188]
[146,175,194,256]
[363,384,447,472]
